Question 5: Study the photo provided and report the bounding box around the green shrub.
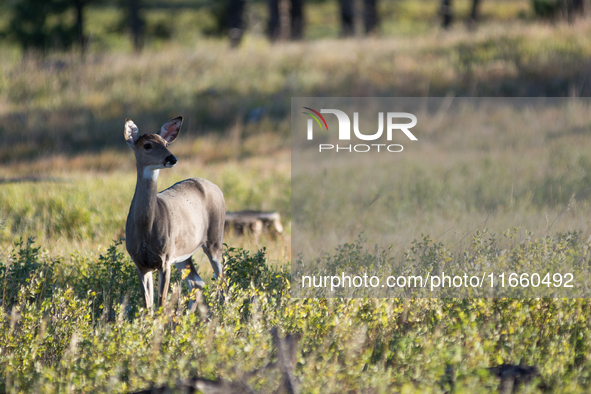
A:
[532,0,562,18]
[0,237,56,309]
[224,245,290,296]
[72,239,142,321]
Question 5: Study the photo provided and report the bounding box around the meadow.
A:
[292,98,591,298]
[2,0,591,392]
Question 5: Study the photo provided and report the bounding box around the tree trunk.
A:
[74,0,86,51]
[441,0,453,28]
[228,0,245,47]
[467,0,480,29]
[339,0,355,36]
[267,0,304,41]
[363,0,378,34]
[569,0,584,19]
[279,0,291,40]
[267,0,280,40]
[470,0,480,21]
[129,0,143,52]
[291,0,303,39]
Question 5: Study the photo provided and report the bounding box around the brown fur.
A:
[124,116,225,309]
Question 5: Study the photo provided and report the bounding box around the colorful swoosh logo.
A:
[302,107,328,131]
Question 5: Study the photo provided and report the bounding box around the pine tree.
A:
[7,0,77,51]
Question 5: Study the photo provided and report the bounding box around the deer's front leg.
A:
[158,264,172,307]
[137,268,154,309]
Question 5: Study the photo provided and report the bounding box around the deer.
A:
[124,116,225,310]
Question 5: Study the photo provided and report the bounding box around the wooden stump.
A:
[225,211,283,241]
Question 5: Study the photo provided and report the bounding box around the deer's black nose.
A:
[165,155,177,166]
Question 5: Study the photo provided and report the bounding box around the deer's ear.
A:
[124,118,139,149]
[159,116,183,143]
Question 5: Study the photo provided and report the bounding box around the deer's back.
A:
[157,178,225,257]
[159,178,224,215]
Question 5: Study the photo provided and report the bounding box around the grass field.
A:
[292,98,591,298]
[293,98,591,246]
[2,0,591,392]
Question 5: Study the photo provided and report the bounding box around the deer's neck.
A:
[131,166,161,233]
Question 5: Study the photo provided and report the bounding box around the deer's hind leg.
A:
[203,243,223,280]
[174,257,206,290]
[174,257,205,310]
[204,212,225,279]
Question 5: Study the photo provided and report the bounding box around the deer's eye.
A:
[143,144,152,151]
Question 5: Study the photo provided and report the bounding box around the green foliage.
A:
[5,0,79,50]
[0,237,56,309]
[202,0,230,37]
[225,245,290,295]
[302,234,396,278]
[71,239,142,321]
[296,229,591,298]
[531,0,562,18]
[1,236,591,392]
[0,238,141,319]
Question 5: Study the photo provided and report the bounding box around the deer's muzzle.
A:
[165,155,177,167]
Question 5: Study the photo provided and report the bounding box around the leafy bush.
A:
[72,239,142,321]
[0,238,141,320]
[3,234,591,392]
[224,245,290,295]
[2,235,591,392]
[0,237,56,309]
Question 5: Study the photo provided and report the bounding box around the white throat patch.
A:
[143,167,160,181]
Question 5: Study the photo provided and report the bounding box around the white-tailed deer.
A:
[124,116,225,309]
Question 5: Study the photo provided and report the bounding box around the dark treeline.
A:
[440,0,482,29]
[441,0,585,28]
[3,0,145,52]
[1,0,587,52]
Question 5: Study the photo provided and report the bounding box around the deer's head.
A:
[124,117,183,174]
